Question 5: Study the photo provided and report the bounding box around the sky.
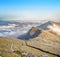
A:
[0,0,60,21]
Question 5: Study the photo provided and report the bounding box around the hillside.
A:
[0,37,57,57]
[38,21,60,36]
[27,27,60,56]
[38,21,60,30]
[18,27,41,40]
[0,37,24,57]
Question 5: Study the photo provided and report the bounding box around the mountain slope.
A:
[38,21,60,36]
[38,21,52,30]
[0,37,57,57]
[0,37,24,57]
[18,27,41,40]
[27,27,60,55]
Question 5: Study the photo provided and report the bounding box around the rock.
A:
[27,52,34,57]
[38,54,49,57]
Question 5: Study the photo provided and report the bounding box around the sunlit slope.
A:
[0,37,25,57]
[27,27,60,55]
[0,37,57,57]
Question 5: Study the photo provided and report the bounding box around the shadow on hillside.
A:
[18,29,41,40]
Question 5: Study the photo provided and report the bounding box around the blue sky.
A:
[0,0,60,20]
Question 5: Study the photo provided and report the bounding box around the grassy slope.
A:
[0,37,57,57]
[27,29,60,56]
[0,37,24,57]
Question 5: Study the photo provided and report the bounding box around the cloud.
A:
[48,24,60,35]
[0,21,41,37]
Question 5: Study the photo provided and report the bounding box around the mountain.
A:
[0,20,60,57]
[0,20,21,26]
[38,21,60,30]
[26,27,60,56]
[38,21,52,30]
[18,27,41,40]
[0,37,56,57]
[38,21,60,36]
[47,22,60,36]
